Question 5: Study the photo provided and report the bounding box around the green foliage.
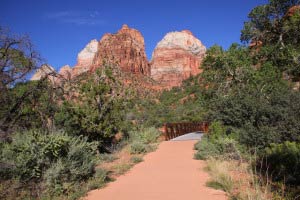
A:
[99,153,118,163]
[0,28,58,134]
[128,127,160,144]
[207,121,225,140]
[0,129,98,196]
[261,142,300,185]
[130,76,207,128]
[194,122,242,160]
[196,2,300,198]
[0,27,41,89]
[86,168,108,190]
[113,163,132,175]
[130,156,143,164]
[241,0,299,44]
[201,44,254,97]
[55,66,127,150]
[44,136,97,189]
[241,0,300,79]
[194,136,242,160]
[130,142,149,154]
[209,85,300,149]
[128,127,159,155]
[194,137,220,160]
[201,40,300,150]
[0,78,56,133]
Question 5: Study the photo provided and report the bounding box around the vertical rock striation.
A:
[92,24,150,75]
[150,30,206,88]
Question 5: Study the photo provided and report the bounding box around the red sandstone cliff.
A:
[150,30,206,88]
[32,25,206,90]
[92,24,150,75]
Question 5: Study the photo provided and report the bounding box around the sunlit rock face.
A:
[31,64,57,82]
[150,30,206,88]
[77,39,98,66]
[72,39,98,77]
[48,25,208,91]
[92,24,150,75]
[58,65,72,80]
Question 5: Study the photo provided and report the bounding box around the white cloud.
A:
[45,11,106,26]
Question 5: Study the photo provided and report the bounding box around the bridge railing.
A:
[162,122,209,141]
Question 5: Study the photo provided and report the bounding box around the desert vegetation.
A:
[192,0,300,198]
[1,0,300,199]
[0,27,161,199]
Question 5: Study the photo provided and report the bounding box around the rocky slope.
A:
[151,30,206,88]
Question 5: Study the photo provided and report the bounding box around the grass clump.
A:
[128,127,160,155]
[113,163,132,175]
[205,158,270,200]
[130,156,143,164]
[87,168,109,190]
[205,158,234,193]
[128,127,160,144]
[130,142,149,154]
[99,153,118,163]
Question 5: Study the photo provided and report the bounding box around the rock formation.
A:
[32,25,207,90]
[92,24,150,75]
[286,5,300,17]
[31,64,57,83]
[150,30,206,88]
[73,39,99,77]
[58,65,72,80]
[77,39,98,67]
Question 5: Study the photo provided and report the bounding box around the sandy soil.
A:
[85,140,227,200]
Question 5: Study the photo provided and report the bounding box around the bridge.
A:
[162,122,209,141]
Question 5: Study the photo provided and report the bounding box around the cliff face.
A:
[150,30,206,88]
[31,64,57,83]
[32,25,207,90]
[58,65,72,80]
[73,39,99,77]
[92,24,150,75]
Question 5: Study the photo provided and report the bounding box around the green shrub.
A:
[130,156,143,164]
[87,168,108,190]
[113,163,132,175]
[130,142,149,154]
[1,130,70,181]
[54,66,127,151]
[208,121,226,140]
[194,137,220,160]
[99,153,118,163]
[128,127,160,144]
[194,136,241,160]
[194,121,241,160]
[0,129,98,196]
[139,127,160,144]
[261,141,300,185]
[44,136,97,188]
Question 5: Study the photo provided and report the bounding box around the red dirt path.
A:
[85,141,227,200]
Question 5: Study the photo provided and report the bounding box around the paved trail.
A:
[85,140,227,200]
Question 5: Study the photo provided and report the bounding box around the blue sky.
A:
[1,0,267,71]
